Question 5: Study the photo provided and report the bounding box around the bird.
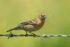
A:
[7,14,46,36]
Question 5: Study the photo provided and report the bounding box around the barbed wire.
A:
[0,33,70,38]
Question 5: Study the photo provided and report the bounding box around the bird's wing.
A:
[20,19,37,25]
[25,18,41,25]
[19,17,42,27]
[28,18,42,25]
[17,20,36,28]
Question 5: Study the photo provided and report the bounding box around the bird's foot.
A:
[31,33,37,37]
[25,34,28,37]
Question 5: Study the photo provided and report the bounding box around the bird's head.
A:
[39,14,46,20]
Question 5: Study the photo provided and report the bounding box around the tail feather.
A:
[7,28,15,32]
[6,26,21,32]
[6,22,25,32]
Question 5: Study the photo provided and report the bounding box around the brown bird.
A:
[7,14,46,36]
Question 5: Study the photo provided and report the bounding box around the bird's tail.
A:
[7,26,21,32]
[6,28,15,32]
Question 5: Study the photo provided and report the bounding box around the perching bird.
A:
[7,14,46,36]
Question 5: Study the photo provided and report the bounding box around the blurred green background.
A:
[0,0,70,47]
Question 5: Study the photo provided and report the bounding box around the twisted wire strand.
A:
[0,34,70,38]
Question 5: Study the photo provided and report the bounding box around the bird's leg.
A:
[29,32,36,37]
[25,31,28,36]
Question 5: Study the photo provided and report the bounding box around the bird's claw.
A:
[25,34,28,37]
[32,33,37,37]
